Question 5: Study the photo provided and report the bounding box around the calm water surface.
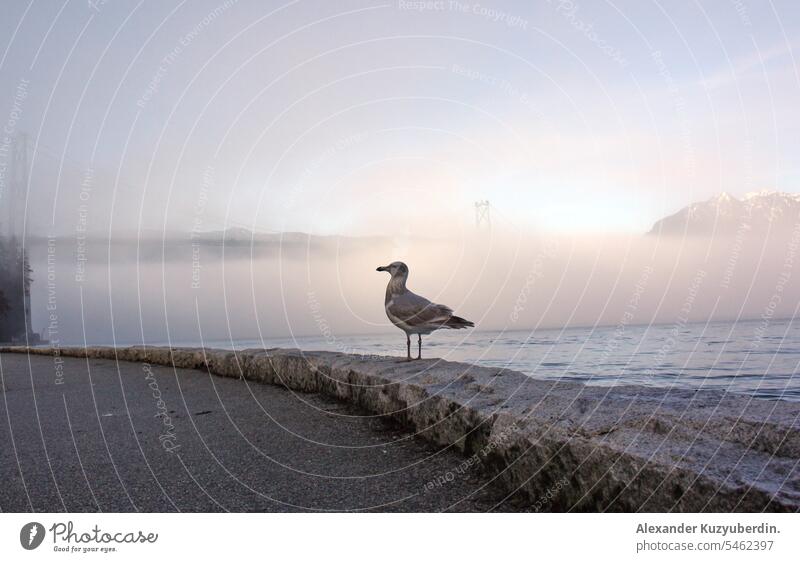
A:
[167,318,800,402]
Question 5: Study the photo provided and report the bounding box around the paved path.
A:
[0,352,513,512]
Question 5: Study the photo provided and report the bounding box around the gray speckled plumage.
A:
[376,261,474,359]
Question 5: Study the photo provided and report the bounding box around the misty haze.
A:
[2,0,800,520]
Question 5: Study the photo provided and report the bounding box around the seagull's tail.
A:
[446,315,474,329]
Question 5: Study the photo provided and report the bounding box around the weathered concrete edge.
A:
[2,345,798,512]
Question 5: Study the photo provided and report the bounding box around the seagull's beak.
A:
[376,265,388,272]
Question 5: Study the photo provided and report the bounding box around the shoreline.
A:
[2,345,799,512]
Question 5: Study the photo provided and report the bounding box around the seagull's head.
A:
[376,261,408,279]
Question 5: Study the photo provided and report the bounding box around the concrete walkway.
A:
[0,352,511,512]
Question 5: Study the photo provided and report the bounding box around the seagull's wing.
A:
[388,291,453,327]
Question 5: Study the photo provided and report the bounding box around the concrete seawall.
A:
[3,345,799,512]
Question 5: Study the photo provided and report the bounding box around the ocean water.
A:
[172,318,800,402]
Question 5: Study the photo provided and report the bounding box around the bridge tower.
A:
[474,200,491,230]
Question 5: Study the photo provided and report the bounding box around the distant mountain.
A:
[27,227,388,247]
[187,227,389,247]
[648,190,800,236]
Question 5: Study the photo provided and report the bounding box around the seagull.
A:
[376,261,474,360]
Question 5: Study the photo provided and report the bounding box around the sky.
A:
[1,0,799,237]
[2,1,800,341]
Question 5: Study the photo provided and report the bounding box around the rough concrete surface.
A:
[0,351,516,512]
[3,345,799,512]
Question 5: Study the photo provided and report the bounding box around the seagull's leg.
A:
[406,333,411,361]
[417,334,422,360]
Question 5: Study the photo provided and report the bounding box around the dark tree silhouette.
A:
[0,289,9,318]
[0,235,31,342]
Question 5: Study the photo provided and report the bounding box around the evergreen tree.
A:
[0,289,8,318]
[0,235,29,341]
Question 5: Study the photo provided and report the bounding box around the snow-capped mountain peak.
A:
[649,190,800,236]
[710,191,734,202]
[744,189,777,200]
